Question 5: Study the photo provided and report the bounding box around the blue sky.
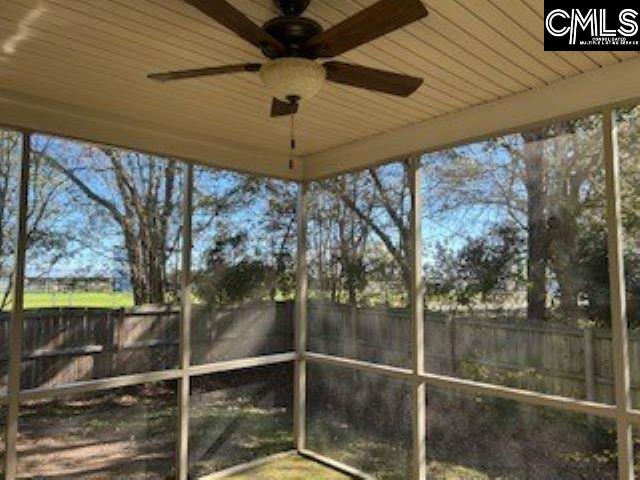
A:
[23,135,292,279]
[14,131,525,282]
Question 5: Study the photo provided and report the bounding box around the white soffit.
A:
[0,0,638,180]
[0,87,300,179]
[302,57,640,179]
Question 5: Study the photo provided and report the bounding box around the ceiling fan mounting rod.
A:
[274,0,311,16]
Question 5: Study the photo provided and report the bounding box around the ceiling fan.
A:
[148,0,428,117]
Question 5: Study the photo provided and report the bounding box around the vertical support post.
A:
[409,157,426,480]
[177,163,193,480]
[294,182,308,451]
[5,133,30,480]
[603,108,633,480]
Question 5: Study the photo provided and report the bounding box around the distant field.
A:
[21,292,134,310]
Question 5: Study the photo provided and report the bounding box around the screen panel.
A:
[0,129,21,395]
[190,169,296,365]
[426,387,617,479]
[21,135,183,389]
[616,104,640,409]
[307,162,412,369]
[635,427,640,477]
[188,363,293,477]
[422,114,614,403]
[306,363,411,479]
[17,381,177,478]
[0,403,5,478]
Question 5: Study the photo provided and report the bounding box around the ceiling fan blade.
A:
[271,98,299,117]
[182,0,284,55]
[306,0,428,58]
[148,64,261,82]
[324,62,423,97]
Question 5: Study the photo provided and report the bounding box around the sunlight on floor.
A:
[227,455,350,480]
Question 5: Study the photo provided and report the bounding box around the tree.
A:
[192,173,297,306]
[423,116,605,324]
[0,133,73,308]
[260,178,297,300]
[194,230,274,306]
[521,129,548,322]
[310,160,413,306]
[0,131,21,308]
[456,224,522,305]
[39,143,182,305]
[609,106,640,327]
[428,224,523,307]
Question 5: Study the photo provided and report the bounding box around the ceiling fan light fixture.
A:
[259,58,326,101]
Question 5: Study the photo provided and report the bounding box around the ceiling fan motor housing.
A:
[263,16,323,57]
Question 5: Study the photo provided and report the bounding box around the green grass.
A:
[21,291,134,309]
[228,455,350,480]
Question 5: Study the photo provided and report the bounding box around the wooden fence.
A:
[0,302,293,392]
[308,302,639,406]
[2,300,639,406]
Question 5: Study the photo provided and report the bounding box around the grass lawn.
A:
[14,387,591,480]
[21,291,134,309]
[227,455,349,480]
[13,376,494,480]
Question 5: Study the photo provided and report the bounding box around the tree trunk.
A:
[523,130,548,323]
[125,228,146,305]
[549,139,582,325]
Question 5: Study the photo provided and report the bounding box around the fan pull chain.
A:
[289,112,296,170]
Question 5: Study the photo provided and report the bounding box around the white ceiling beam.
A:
[0,87,301,180]
[302,57,640,180]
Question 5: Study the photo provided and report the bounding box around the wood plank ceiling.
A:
[0,0,638,177]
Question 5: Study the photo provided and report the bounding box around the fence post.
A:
[107,311,115,377]
[113,308,124,373]
[603,107,633,480]
[4,133,30,480]
[92,309,109,378]
[583,325,596,403]
[447,316,456,376]
[345,304,357,358]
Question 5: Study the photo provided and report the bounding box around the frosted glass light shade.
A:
[260,58,326,101]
